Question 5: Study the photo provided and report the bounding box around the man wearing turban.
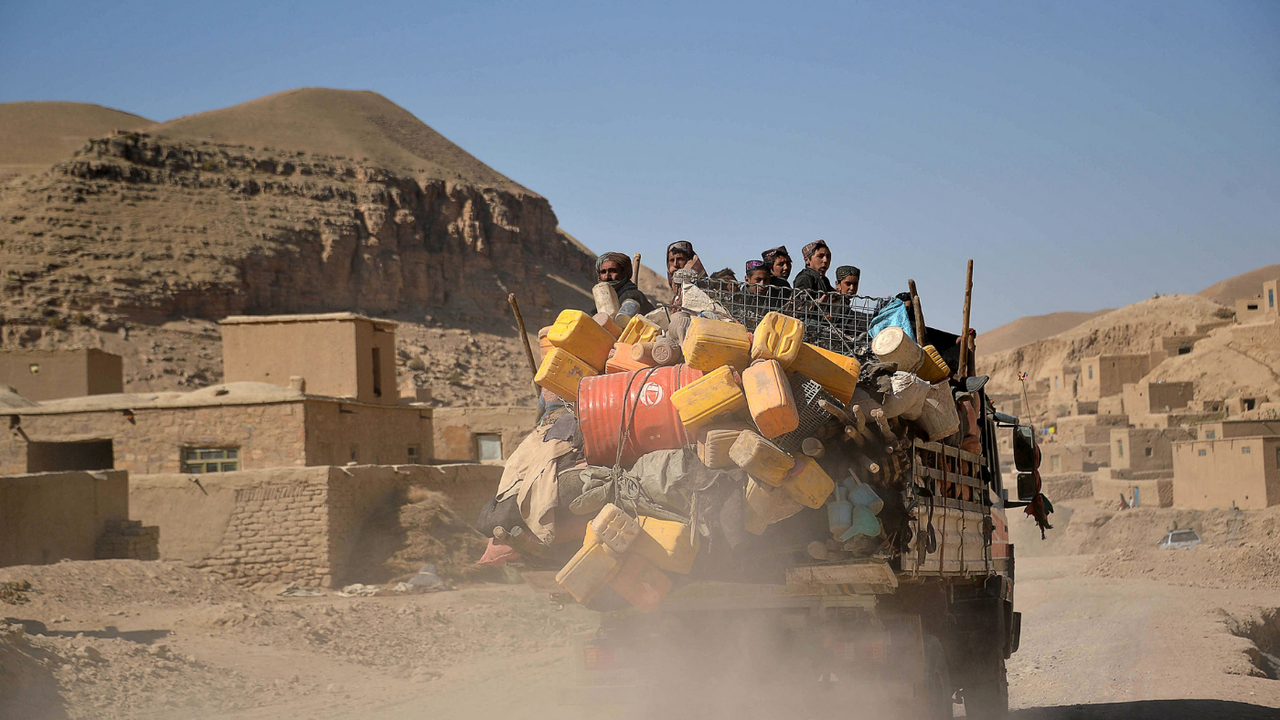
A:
[596,252,654,314]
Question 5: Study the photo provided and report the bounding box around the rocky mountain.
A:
[0,89,669,405]
[976,309,1111,356]
[0,102,151,182]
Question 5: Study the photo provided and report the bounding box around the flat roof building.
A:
[0,348,123,401]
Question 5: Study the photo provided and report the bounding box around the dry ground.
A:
[2,508,1278,719]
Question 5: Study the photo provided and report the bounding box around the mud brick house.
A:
[1173,420,1280,509]
[0,348,123,401]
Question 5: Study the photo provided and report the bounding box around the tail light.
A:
[583,644,616,672]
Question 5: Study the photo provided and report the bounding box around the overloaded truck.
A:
[485,276,1051,719]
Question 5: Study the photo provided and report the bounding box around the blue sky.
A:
[2,1,1277,330]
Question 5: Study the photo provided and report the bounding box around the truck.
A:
[519,280,1044,719]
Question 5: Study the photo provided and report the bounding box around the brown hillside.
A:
[1196,264,1280,307]
[147,88,530,194]
[0,89,603,406]
[0,102,151,181]
[978,294,1232,395]
[976,309,1111,356]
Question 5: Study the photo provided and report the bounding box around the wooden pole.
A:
[958,259,974,378]
[632,253,642,279]
[507,293,541,398]
[907,279,926,342]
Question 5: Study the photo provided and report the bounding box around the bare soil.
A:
[2,508,1277,719]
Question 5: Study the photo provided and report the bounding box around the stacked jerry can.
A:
[541,307,866,610]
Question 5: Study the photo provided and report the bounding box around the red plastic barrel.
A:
[578,365,705,467]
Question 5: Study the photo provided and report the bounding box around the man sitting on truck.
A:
[835,265,860,296]
[793,239,835,299]
[597,252,654,314]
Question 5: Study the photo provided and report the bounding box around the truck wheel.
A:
[963,658,1009,719]
[922,635,953,720]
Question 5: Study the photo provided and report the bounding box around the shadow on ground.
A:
[1014,699,1278,719]
[5,618,169,644]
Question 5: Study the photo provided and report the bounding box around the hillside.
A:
[979,294,1232,395]
[0,102,151,181]
[976,309,1111,356]
[147,88,529,194]
[1197,264,1280,307]
[0,89,612,405]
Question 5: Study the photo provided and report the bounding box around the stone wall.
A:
[1,398,434,476]
[0,402,307,476]
[129,463,501,587]
[1092,474,1173,508]
[0,470,129,566]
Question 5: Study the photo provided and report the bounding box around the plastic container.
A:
[593,312,624,340]
[912,381,961,441]
[681,317,752,373]
[871,326,923,373]
[696,423,748,469]
[838,505,884,541]
[592,282,621,316]
[651,340,683,366]
[881,371,929,420]
[787,343,857,405]
[538,326,553,360]
[634,516,698,574]
[781,455,836,509]
[555,541,622,604]
[847,480,885,514]
[578,365,705,467]
[645,307,672,332]
[729,430,795,486]
[742,359,799,438]
[744,477,805,535]
[606,343,650,374]
[589,504,641,554]
[750,311,805,368]
[535,347,598,402]
[828,486,853,535]
[668,312,692,345]
[670,365,747,433]
[548,309,617,372]
[917,345,951,383]
[608,552,672,612]
[630,342,660,366]
[618,314,661,345]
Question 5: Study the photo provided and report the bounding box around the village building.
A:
[1172,426,1280,510]
[1,313,538,585]
[0,348,123,401]
[1076,353,1153,403]
[1234,279,1279,324]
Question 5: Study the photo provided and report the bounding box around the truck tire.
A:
[963,657,1009,719]
[922,635,953,720]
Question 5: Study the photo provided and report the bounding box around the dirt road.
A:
[2,551,1277,719]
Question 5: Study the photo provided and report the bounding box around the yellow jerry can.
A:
[633,516,698,574]
[617,314,661,345]
[749,311,805,368]
[697,423,749,469]
[547,309,616,372]
[534,347,598,402]
[669,365,747,433]
[743,477,805,535]
[729,429,795,486]
[781,455,836,509]
[589,503,641,555]
[787,343,858,405]
[742,359,800,438]
[681,317,752,373]
[555,540,622,604]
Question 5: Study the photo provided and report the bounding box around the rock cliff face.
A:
[0,132,592,328]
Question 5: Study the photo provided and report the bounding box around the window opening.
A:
[372,347,383,398]
[476,433,503,462]
[407,445,422,464]
[1198,449,1207,457]
[1088,366,1093,380]
[1177,347,1191,355]
[349,444,360,463]
[1242,398,1256,411]
[1247,304,1258,311]
[1242,446,1252,455]
[1117,439,1124,458]
[1206,430,1216,440]
[182,447,239,474]
[1144,447,1153,458]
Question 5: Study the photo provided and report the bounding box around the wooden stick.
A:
[908,279,926,342]
[958,259,974,378]
[507,293,541,397]
[633,253,642,278]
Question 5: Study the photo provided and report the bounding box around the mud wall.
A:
[0,470,128,566]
